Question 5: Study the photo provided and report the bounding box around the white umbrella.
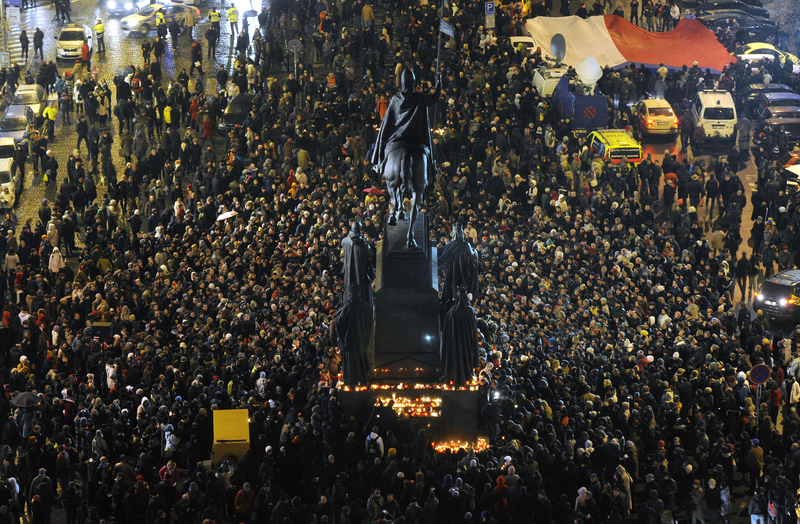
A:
[217,210,238,221]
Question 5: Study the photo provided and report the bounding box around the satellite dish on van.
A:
[550,33,566,65]
[576,55,603,86]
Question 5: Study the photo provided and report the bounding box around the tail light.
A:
[647,119,653,127]
[673,118,678,125]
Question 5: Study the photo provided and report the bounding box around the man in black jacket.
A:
[75,117,89,154]
[205,25,219,59]
[33,28,44,60]
[44,150,59,188]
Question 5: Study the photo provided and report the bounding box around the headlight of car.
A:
[108,0,117,8]
[125,1,133,8]
[126,20,137,27]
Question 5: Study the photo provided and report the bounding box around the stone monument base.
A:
[338,387,479,447]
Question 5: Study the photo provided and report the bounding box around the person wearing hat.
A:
[745,438,763,495]
[778,244,794,271]
[94,18,105,53]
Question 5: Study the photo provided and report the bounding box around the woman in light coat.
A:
[691,479,706,524]
[48,247,64,275]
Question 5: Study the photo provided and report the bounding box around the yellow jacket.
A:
[227,7,239,22]
[43,106,58,121]
[362,4,375,21]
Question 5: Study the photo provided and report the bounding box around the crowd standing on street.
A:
[2,1,800,524]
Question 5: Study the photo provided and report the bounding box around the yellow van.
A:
[586,129,643,165]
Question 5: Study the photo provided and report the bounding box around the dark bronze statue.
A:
[438,223,479,310]
[334,222,374,384]
[370,68,442,248]
[441,287,479,386]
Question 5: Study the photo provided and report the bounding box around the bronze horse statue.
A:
[370,68,441,248]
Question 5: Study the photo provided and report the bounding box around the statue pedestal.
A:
[337,387,479,447]
[370,212,441,383]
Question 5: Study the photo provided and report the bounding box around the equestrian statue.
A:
[370,68,442,248]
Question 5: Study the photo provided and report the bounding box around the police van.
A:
[690,89,738,145]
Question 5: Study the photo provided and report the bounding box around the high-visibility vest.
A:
[209,10,220,22]
[156,12,165,24]
[94,22,105,38]
[227,7,238,22]
[163,105,172,124]
[43,106,58,121]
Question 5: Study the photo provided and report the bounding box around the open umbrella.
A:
[11,391,41,408]
[116,65,135,78]
[243,9,258,18]
[217,210,239,221]
[363,187,384,195]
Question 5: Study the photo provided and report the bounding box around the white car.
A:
[55,24,93,61]
[509,36,537,56]
[0,158,22,211]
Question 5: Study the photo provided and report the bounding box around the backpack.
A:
[131,78,141,91]
[367,436,380,455]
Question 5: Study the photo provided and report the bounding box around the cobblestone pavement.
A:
[8,0,265,243]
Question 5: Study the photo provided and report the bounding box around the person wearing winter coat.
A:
[48,247,64,275]
[20,31,29,61]
[133,131,149,162]
[119,129,133,163]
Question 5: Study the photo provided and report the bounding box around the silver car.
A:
[55,24,93,62]
[0,105,31,144]
[10,85,50,118]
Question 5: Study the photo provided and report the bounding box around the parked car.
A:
[697,0,770,19]
[633,99,678,138]
[739,42,800,65]
[752,118,800,149]
[0,106,33,144]
[55,24,93,62]
[0,158,23,209]
[753,92,800,117]
[736,83,795,113]
[0,138,18,160]
[121,2,200,35]
[10,84,53,120]
[698,11,777,42]
[218,94,262,133]
[754,105,800,121]
[508,36,538,56]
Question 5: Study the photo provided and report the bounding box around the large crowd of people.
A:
[1,0,800,524]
